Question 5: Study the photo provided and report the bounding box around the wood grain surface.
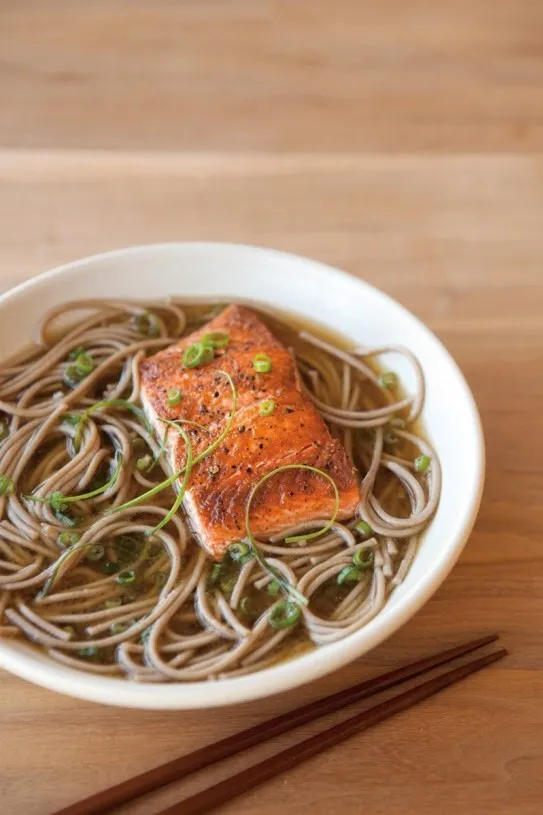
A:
[1,3,543,815]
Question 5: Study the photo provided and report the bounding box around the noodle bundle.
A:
[0,299,440,681]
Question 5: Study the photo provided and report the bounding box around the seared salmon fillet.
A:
[139,305,360,559]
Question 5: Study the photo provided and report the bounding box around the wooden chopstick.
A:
[51,633,498,815]
[159,646,507,815]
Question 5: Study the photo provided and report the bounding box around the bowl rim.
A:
[0,242,485,709]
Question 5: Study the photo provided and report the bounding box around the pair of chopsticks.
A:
[52,633,505,815]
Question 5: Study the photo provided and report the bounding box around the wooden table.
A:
[1,3,543,814]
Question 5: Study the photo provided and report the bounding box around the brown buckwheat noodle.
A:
[0,298,440,681]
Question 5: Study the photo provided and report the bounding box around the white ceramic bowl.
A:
[0,243,484,708]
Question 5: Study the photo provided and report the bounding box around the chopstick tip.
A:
[480,633,500,645]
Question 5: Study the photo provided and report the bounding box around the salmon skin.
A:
[139,305,360,560]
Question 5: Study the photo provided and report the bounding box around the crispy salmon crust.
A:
[139,305,360,559]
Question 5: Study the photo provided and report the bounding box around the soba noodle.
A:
[0,299,440,681]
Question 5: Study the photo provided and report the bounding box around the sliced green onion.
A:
[63,364,86,389]
[201,331,229,348]
[0,420,9,441]
[63,626,75,637]
[61,413,81,427]
[166,387,182,406]
[220,574,237,594]
[228,542,252,563]
[115,569,136,584]
[135,428,168,475]
[68,346,86,360]
[337,565,362,585]
[414,454,431,473]
[355,520,373,539]
[74,351,94,375]
[25,489,69,518]
[267,580,281,597]
[86,544,105,562]
[252,352,272,373]
[0,474,14,496]
[136,454,154,472]
[133,311,160,337]
[353,548,374,569]
[378,371,398,389]
[208,563,222,587]
[182,342,208,368]
[43,491,74,525]
[54,508,77,527]
[58,531,80,548]
[259,398,275,417]
[104,598,123,609]
[240,596,256,617]
[50,491,66,512]
[201,344,215,364]
[268,600,301,629]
